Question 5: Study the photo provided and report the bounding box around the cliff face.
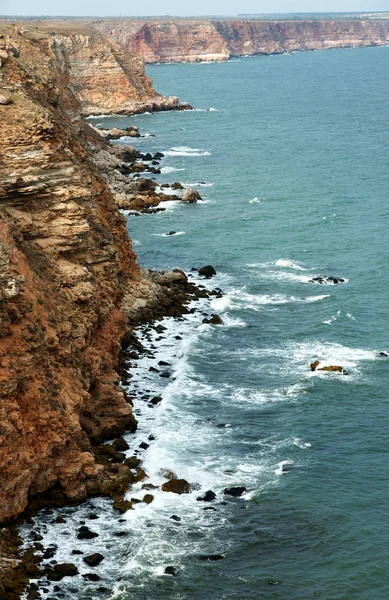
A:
[92,18,389,63]
[0,23,142,523]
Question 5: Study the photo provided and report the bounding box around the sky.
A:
[1,0,388,17]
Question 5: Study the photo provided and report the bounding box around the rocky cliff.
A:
[92,18,389,62]
[0,19,189,534]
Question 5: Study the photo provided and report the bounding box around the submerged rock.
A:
[165,566,178,576]
[197,554,224,561]
[309,276,346,285]
[170,515,181,521]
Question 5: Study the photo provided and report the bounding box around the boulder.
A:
[202,315,223,325]
[143,494,154,504]
[199,265,216,278]
[197,554,224,561]
[197,490,216,502]
[379,351,389,357]
[48,563,78,580]
[165,566,178,576]
[83,554,104,567]
[224,487,246,497]
[83,573,100,581]
[112,500,132,513]
[113,437,129,452]
[170,515,181,521]
[166,231,177,236]
[124,456,142,468]
[182,187,201,203]
[77,526,98,540]
[179,101,194,110]
[0,94,12,105]
[162,478,191,494]
[171,182,184,190]
[310,360,347,374]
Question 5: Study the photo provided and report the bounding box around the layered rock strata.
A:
[92,18,389,63]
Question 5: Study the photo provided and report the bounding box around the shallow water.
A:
[24,46,389,599]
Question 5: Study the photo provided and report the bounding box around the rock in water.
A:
[309,276,346,285]
[162,478,191,494]
[83,554,104,567]
[197,490,216,502]
[199,265,217,278]
[77,526,98,540]
[310,360,347,374]
[197,554,225,561]
[165,566,178,576]
[202,315,223,325]
[224,487,246,497]
[182,188,202,203]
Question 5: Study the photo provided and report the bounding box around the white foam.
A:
[210,288,330,312]
[293,438,312,449]
[275,460,295,476]
[209,107,219,111]
[249,197,262,203]
[275,258,308,270]
[183,182,214,187]
[160,166,185,174]
[165,146,212,157]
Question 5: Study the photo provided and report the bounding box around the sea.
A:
[21,46,389,600]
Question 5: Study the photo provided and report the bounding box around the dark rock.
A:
[149,396,162,406]
[124,456,142,468]
[139,442,149,450]
[83,553,104,567]
[199,265,217,278]
[203,507,217,511]
[197,490,216,502]
[309,276,346,285]
[55,516,66,524]
[113,437,130,451]
[148,435,156,441]
[170,515,181,522]
[197,554,224,561]
[77,526,98,540]
[71,550,83,555]
[166,231,177,236]
[149,366,159,373]
[48,563,78,580]
[379,351,389,357]
[155,324,167,333]
[82,573,101,581]
[158,361,170,366]
[153,152,164,160]
[87,513,99,520]
[160,371,171,378]
[171,182,184,190]
[165,566,178,577]
[202,315,223,325]
[175,335,182,340]
[224,487,246,497]
[162,478,191,494]
[113,500,132,513]
[143,494,154,504]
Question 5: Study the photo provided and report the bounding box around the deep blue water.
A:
[23,47,389,600]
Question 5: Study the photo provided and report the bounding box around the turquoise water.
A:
[24,47,389,600]
[116,48,389,599]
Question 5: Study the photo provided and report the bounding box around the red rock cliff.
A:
[92,18,389,62]
[0,23,144,523]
